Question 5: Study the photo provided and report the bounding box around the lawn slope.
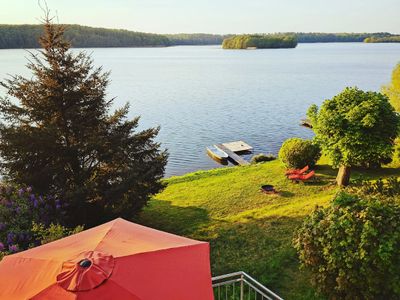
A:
[136,160,400,299]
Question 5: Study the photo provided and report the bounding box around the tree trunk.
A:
[336,165,351,187]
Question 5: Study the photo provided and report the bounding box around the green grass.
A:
[136,159,400,299]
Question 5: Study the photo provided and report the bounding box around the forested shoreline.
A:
[166,33,230,45]
[0,24,170,48]
[0,24,399,49]
[364,35,400,43]
[295,32,394,43]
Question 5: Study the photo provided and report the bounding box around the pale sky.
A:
[1,0,399,34]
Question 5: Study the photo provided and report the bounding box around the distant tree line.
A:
[166,33,230,45]
[0,24,171,48]
[293,32,393,43]
[222,34,297,49]
[0,25,399,48]
[364,35,400,43]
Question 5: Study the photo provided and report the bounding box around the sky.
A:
[1,0,400,34]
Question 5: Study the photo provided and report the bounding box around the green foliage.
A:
[0,19,168,227]
[308,87,399,169]
[382,63,400,112]
[0,26,398,49]
[392,138,400,166]
[0,24,170,48]
[166,33,230,45]
[294,192,400,299]
[31,222,83,245]
[293,32,393,43]
[222,34,297,49]
[364,36,400,43]
[251,153,276,164]
[0,183,80,258]
[348,176,400,197]
[278,138,321,169]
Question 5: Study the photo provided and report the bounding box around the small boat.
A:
[206,145,229,161]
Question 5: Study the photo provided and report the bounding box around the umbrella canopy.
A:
[0,218,214,300]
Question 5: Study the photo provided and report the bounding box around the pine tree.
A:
[0,16,168,227]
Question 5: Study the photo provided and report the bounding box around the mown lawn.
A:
[136,159,400,299]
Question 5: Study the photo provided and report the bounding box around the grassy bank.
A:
[136,160,400,299]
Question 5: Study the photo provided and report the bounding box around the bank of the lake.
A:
[136,159,400,299]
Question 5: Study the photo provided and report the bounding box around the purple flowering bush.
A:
[0,184,82,259]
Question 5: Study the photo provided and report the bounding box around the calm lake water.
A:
[1,43,400,176]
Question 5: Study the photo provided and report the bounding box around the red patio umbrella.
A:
[0,218,214,300]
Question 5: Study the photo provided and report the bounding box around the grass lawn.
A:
[136,159,400,299]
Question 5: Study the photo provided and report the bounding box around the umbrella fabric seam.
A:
[113,242,208,260]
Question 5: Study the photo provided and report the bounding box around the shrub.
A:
[31,222,83,245]
[278,138,320,169]
[293,192,400,299]
[391,138,400,166]
[348,177,400,197]
[251,153,276,164]
[0,184,81,259]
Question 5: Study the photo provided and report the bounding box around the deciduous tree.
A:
[307,87,399,186]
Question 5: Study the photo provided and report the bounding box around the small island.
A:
[222,34,297,49]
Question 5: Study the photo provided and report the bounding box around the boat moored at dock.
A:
[206,145,229,161]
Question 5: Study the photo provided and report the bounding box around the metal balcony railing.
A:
[212,271,283,300]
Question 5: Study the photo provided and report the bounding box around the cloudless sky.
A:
[1,0,399,34]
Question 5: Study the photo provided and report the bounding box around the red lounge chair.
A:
[285,165,309,176]
[288,170,315,182]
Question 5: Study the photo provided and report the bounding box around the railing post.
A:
[240,273,244,300]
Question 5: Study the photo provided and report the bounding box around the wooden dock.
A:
[222,141,253,153]
[215,143,250,166]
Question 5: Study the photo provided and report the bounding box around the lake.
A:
[0,43,399,176]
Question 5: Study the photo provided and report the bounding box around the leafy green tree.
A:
[0,17,167,227]
[293,192,400,299]
[382,62,400,111]
[307,87,399,186]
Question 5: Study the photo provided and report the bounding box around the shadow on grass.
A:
[352,167,400,179]
[317,164,400,182]
[305,179,333,186]
[138,200,322,299]
[279,190,295,197]
[136,199,211,236]
[208,215,322,300]
[285,178,333,187]
[315,164,337,177]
